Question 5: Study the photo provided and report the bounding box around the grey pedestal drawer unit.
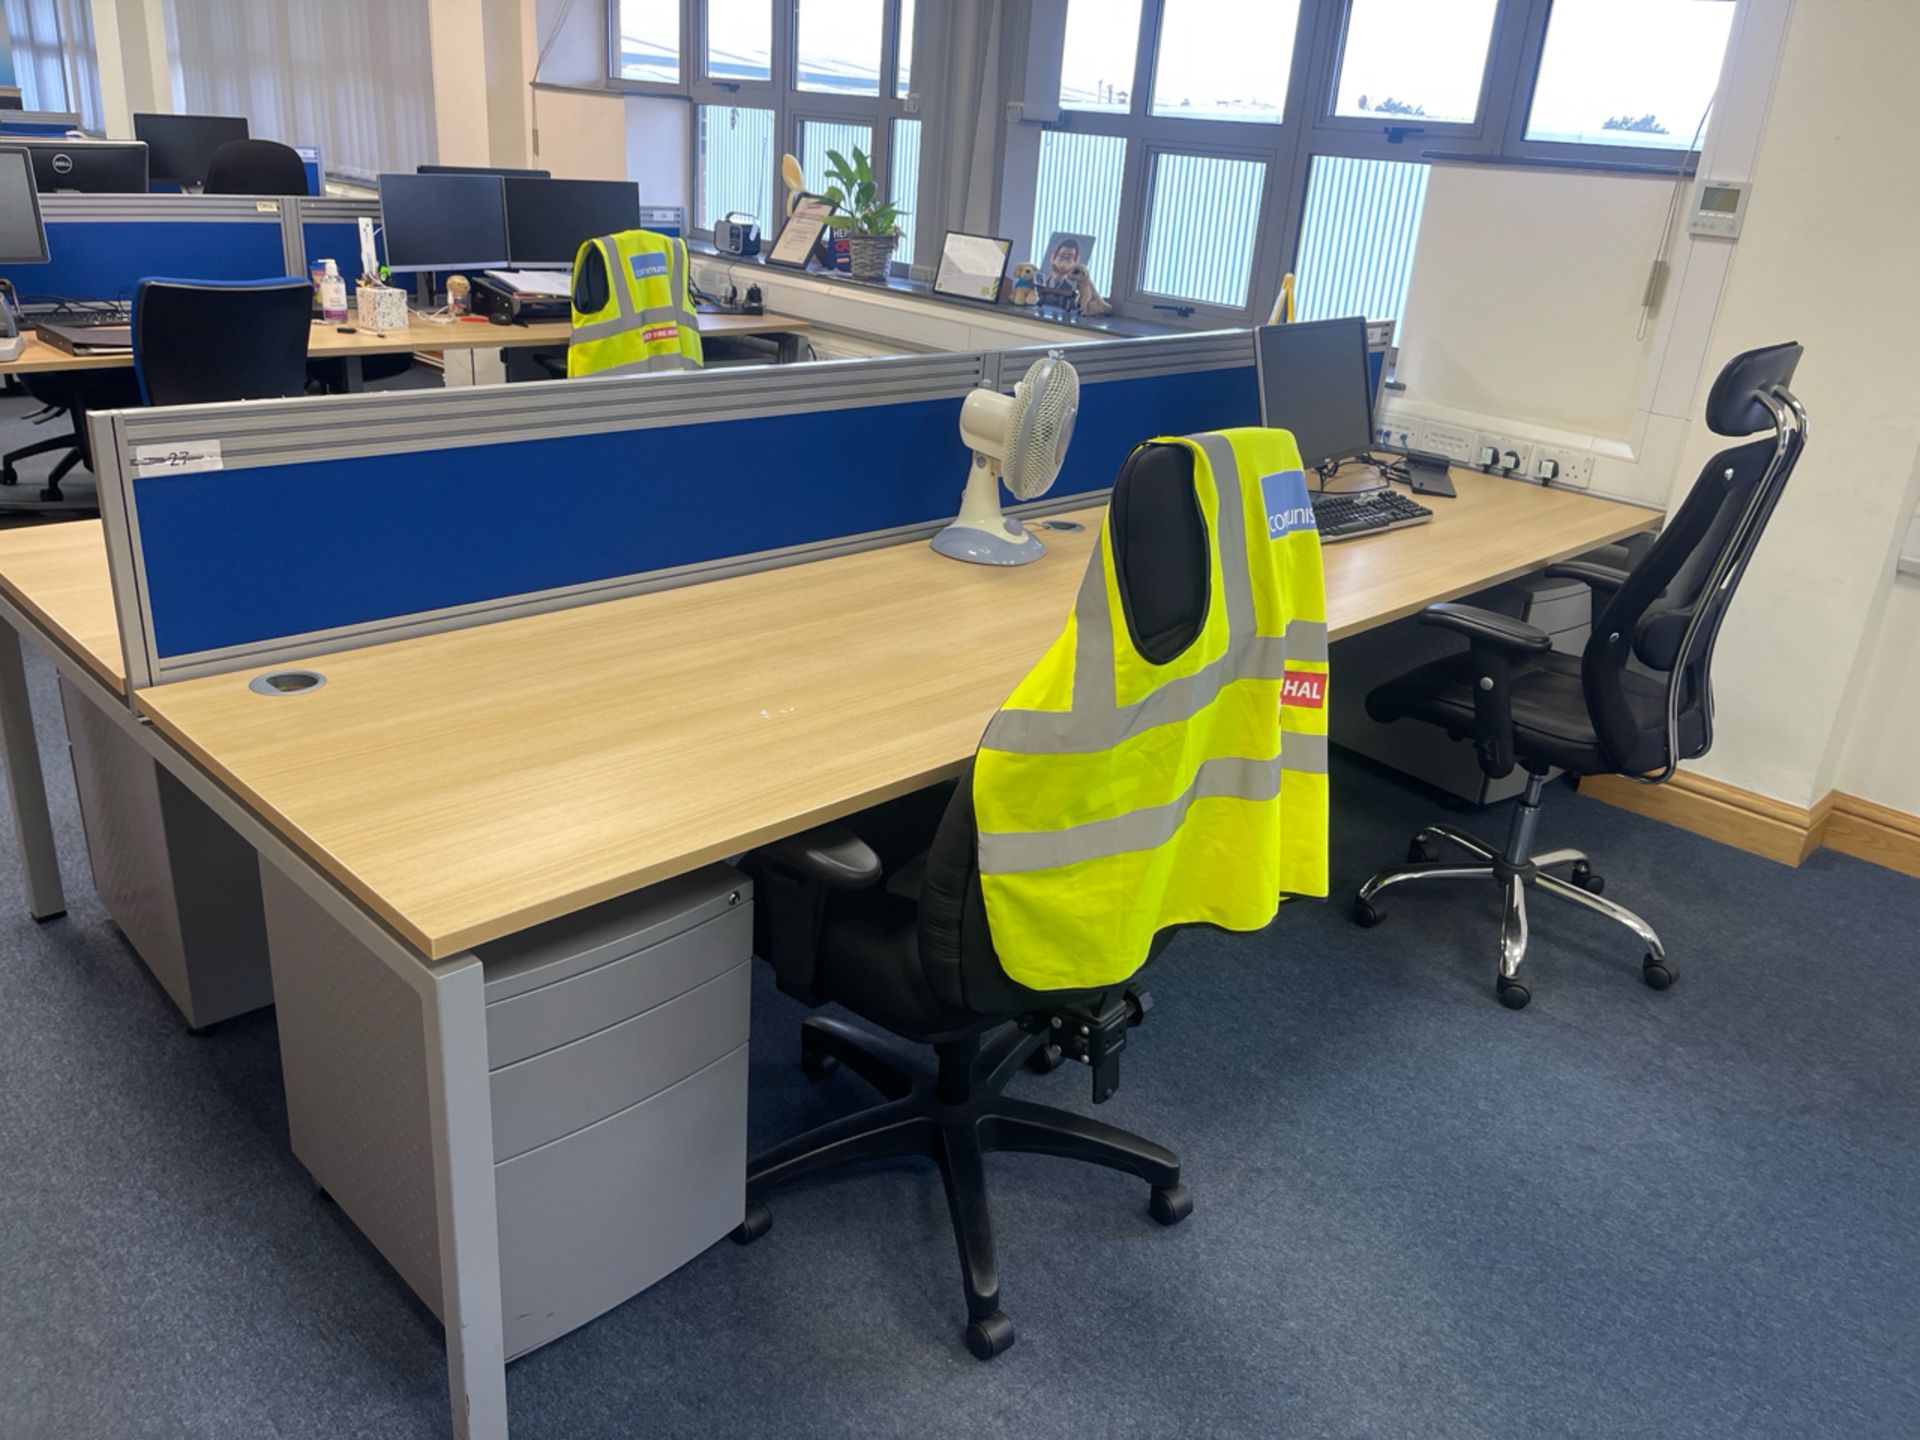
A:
[260,861,753,1360]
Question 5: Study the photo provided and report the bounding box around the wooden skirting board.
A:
[1580,772,1920,879]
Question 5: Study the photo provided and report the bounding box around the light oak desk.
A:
[0,473,1657,1438]
[0,308,815,386]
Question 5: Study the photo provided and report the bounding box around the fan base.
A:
[930,521,1046,566]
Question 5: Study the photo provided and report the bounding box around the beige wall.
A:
[1839,571,1920,815]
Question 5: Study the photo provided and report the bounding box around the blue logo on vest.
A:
[629,252,668,281]
[1260,469,1315,540]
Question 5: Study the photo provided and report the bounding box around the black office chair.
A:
[1351,343,1809,1008]
[1,368,141,503]
[133,278,313,405]
[733,450,1246,1358]
[202,138,308,196]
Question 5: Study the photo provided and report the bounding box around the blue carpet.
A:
[0,644,1915,1438]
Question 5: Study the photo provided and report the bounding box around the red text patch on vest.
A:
[1281,670,1326,709]
[641,323,680,344]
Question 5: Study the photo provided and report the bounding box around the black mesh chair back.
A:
[202,138,308,196]
[1582,341,1807,777]
[133,278,314,406]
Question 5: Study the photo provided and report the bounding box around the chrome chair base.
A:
[1352,776,1675,1009]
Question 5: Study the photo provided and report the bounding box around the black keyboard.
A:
[1311,487,1434,543]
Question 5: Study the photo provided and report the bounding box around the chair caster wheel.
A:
[1570,863,1605,894]
[1025,1042,1065,1074]
[1406,839,1432,863]
[964,1310,1016,1360]
[1496,977,1531,1010]
[0,465,16,486]
[731,1201,772,1245]
[1352,896,1383,928]
[1642,955,1678,990]
[39,487,64,503]
[1149,1182,1192,1226]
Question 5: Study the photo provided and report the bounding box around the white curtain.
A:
[4,0,103,130]
[166,0,437,181]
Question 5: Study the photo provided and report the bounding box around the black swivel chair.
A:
[735,450,1247,1359]
[2,368,142,503]
[133,278,314,405]
[202,138,309,196]
[1351,343,1809,1008]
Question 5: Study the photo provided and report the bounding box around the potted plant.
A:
[822,147,906,283]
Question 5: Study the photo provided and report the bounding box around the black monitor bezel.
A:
[1254,315,1378,474]
[0,144,50,264]
[132,112,249,186]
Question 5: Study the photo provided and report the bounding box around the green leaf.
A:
[824,214,856,229]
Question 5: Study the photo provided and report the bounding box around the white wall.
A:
[1667,0,1920,812]
[1839,572,1920,815]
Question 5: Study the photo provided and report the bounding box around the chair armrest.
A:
[1544,560,1631,595]
[1419,602,1553,654]
[754,822,882,890]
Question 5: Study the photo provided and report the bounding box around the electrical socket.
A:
[1419,422,1476,465]
[1373,410,1416,451]
[1474,432,1536,478]
[1532,446,1594,489]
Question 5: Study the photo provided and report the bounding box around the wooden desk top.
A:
[0,309,812,375]
[130,472,1655,960]
[0,519,124,691]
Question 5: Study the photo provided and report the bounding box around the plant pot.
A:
[847,233,898,282]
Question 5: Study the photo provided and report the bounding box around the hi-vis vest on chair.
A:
[567,229,704,377]
[973,427,1331,992]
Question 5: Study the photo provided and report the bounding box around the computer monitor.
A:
[418,163,552,179]
[1254,316,1376,476]
[0,90,25,112]
[504,177,642,267]
[377,172,511,273]
[0,146,49,262]
[16,137,149,193]
[133,112,249,187]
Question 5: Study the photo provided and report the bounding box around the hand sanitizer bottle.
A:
[320,259,348,324]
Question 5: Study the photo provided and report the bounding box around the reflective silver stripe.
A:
[978,741,1329,875]
[983,623,1329,755]
[572,305,686,347]
[1068,537,1114,711]
[607,238,638,321]
[598,353,693,375]
[1192,432,1253,646]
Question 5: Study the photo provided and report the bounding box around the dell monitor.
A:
[16,137,149,193]
[418,163,552,179]
[133,112,249,186]
[504,177,642,267]
[1255,316,1377,479]
[377,172,511,273]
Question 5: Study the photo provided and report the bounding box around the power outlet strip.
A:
[1474,432,1536,478]
[1373,410,1417,451]
[1418,422,1477,466]
[1532,446,1594,488]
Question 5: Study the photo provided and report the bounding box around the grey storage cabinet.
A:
[1331,574,1593,805]
[260,861,752,1360]
[59,676,272,1028]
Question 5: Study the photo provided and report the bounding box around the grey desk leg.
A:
[0,623,65,921]
[423,954,509,1440]
[343,356,366,393]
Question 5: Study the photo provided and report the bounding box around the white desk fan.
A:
[932,351,1081,566]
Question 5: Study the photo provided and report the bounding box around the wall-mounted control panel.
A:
[1687,178,1750,239]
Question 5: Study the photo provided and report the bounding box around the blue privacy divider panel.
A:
[138,396,978,659]
[302,221,384,296]
[0,220,290,305]
[0,120,73,136]
[1051,363,1262,499]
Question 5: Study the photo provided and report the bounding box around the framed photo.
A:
[1040,231,1096,286]
[767,193,835,270]
[932,231,1013,305]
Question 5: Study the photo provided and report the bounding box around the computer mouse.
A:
[488,310,513,326]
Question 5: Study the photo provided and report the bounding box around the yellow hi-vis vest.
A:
[973,427,1330,992]
[567,229,704,378]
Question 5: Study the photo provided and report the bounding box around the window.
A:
[1031,130,1127,295]
[1150,1,1301,123]
[798,118,874,196]
[1059,0,1141,114]
[891,117,922,260]
[697,104,775,234]
[4,0,102,129]
[615,0,680,84]
[1526,0,1736,150]
[1295,156,1430,323]
[705,0,771,84]
[1141,154,1268,311]
[795,0,883,97]
[1333,0,1499,126]
[896,0,915,97]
